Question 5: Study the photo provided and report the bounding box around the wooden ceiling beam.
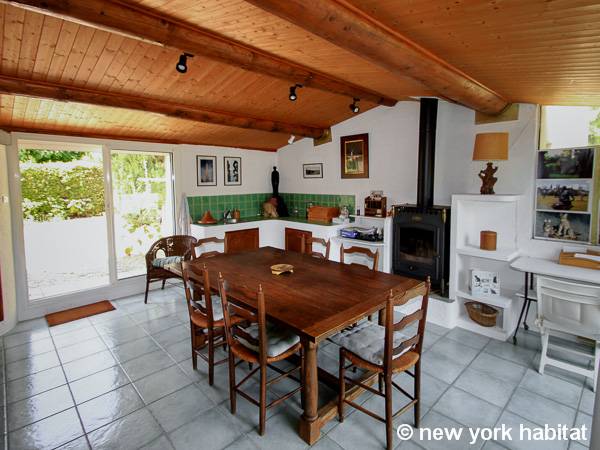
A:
[0,74,326,138]
[245,0,509,114]
[1,0,397,107]
[1,125,279,151]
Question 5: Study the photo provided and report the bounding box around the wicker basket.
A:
[465,301,498,327]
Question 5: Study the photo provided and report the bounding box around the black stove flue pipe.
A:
[416,98,438,211]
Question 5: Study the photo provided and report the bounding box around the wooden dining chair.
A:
[218,274,303,436]
[144,235,197,303]
[181,261,243,386]
[300,235,331,259]
[333,278,430,450]
[193,236,225,259]
[341,245,379,322]
[340,245,379,271]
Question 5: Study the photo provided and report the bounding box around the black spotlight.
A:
[289,84,302,101]
[349,98,360,113]
[176,53,193,74]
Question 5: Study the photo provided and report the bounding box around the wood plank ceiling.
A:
[0,0,599,150]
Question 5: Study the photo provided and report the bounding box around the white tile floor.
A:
[1,285,595,450]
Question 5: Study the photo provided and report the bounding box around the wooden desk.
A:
[185,246,423,444]
[509,256,600,344]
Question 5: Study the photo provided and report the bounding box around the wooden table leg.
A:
[299,339,320,444]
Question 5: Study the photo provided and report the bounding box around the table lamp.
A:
[472,132,509,195]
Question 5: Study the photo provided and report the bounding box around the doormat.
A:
[45,300,115,327]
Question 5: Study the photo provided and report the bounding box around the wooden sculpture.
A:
[478,162,498,195]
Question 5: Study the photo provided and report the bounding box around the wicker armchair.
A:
[144,235,197,303]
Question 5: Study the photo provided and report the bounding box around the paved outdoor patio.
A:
[0,285,594,450]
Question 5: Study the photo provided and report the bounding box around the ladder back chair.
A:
[300,235,331,259]
[193,236,225,259]
[333,278,430,450]
[181,261,243,386]
[340,245,379,271]
[535,276,600,391]
[218,274,303,436]
[341,244,379,321]
[144,235,196,303]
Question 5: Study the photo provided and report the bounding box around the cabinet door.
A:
[225,228,259,254]
[285,227,312,253]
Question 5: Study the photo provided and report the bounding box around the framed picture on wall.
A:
[340,133,369,179]
[533,145,598,244]
[303,163,323,179]
[535,179,591,212]
[534,211,592,243]
[196,156,217,186]
[224,156,242,186]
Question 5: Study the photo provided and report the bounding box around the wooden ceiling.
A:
[0,0,599,150]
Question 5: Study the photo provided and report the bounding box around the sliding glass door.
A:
[18,140,175,302]
[111,150,174,279]
[19,144,110,299]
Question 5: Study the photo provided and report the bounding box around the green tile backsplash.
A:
[279,193,355,218]
[187,192,355,222]
[188,193,270,222]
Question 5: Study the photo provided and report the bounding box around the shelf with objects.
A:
[450,194,523,340]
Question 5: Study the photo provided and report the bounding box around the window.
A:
[540,105,600,149]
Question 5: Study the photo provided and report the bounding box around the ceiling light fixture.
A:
[176,53,193,74]
[289,84,302,101]
[349,98,360,114]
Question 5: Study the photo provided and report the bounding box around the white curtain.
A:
[177,193,191,236]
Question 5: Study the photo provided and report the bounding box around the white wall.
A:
[279,100,590,259]
[177,144,276,197]
[277,101,421,207]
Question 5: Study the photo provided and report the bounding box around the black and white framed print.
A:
[196,155,217,186]
[303,163,323,179]
[224,156,242,186]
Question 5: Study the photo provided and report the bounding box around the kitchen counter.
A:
[190,214,394,273]
[194,216,351,227]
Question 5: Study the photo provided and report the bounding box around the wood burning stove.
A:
[392,98,451,295]
[393,205,450,295]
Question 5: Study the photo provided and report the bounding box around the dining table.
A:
[178,246,424,444]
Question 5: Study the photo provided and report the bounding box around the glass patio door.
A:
[19,143,110,299]
[110,150,175,279]
[18,141,175,302]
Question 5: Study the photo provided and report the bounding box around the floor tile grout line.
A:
[427,333,582,446]
[46,323,93,450]
[90,297,184,450]
[426,340,489,422]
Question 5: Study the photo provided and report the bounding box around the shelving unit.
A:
[456,245,520,262]
[450,194,523,340]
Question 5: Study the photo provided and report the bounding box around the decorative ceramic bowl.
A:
[270,264,294,275]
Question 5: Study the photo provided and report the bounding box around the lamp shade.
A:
[472,132,509,161]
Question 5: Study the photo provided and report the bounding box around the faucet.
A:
[223,209,231,221]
